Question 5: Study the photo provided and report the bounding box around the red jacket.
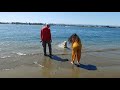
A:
[40,26,51,42]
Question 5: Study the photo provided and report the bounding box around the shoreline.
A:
[0,23,120,28]
[0,52,120,78]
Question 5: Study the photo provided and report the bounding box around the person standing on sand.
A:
[40,24,52,58]
[68,33,82,64]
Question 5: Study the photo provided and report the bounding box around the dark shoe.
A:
[44,54,47,56]
[49,54,52,56]
[49,54,52,58]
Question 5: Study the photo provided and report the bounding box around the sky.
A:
[0,12,120,26]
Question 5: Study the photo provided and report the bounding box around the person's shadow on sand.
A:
[75,63,97,70]
[50,55,69,62]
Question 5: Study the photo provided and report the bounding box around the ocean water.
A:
[0,24,120,59]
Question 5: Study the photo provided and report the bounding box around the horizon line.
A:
[0,21,120,27]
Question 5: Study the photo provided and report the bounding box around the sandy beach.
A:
[0,50,120,78]
[1,12,120,78]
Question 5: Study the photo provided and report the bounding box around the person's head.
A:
[68,33,81,43]
[46,23,50,28]
[71,36,74,43]
[75,36,80,42]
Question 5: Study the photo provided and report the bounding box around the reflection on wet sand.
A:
[41,56,54,78]
[40,55,82,78]
[71,65,81,78]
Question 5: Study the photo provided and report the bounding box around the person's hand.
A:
[40,40,42,42]
[50,40,52,43]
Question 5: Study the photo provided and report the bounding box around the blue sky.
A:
[0,12,120,26]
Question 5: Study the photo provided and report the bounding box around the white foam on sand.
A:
[1,56,11,58]
[33,62,44,67]
[58,44,64,48]
[16,52,26,56]
[58,41,66,48]
[3,69,10,71]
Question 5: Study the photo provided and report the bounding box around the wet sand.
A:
[0,51,120,78]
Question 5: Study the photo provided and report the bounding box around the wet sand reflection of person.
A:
[71,65,81,78]
[41,57,53,78]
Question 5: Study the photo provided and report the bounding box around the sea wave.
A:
[16,52,26,56]
[2,69,10,71]
[58,43,64,48]
[58,42,70,49]
[1,56,11,58]
[84,48,120,53]
[0,47,119,59]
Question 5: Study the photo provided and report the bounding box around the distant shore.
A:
[0,22,120,28]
